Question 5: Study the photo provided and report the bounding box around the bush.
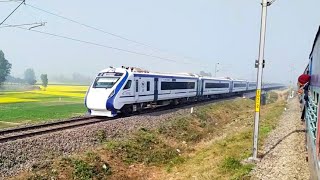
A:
[105,128,179,165]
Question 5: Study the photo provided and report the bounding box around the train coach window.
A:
[205,83,229,88]
[123,80,132,90]
[147,81,150,91]
[234,83,247,88]
[161,82,195,90]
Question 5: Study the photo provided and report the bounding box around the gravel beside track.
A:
[250,97,310,180]
[0,117,103,143]
[0,103,205,178]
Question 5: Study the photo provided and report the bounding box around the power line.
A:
[5,0,211,70]
[23,3,204,66]
[26,4,149,47]
[0,0,20,2]
[11,25,197,65]
[0,0,25,26]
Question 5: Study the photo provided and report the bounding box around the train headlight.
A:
[108,90,115,98]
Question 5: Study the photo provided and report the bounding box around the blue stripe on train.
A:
[106,71,129,114]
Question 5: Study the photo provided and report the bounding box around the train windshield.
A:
[93,77,120,88]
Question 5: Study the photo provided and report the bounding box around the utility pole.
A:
[214,62,219,77]
[289,63,295,98]
[250,0,270,162]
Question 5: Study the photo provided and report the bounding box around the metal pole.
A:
[251,0,268,161]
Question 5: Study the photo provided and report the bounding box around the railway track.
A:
[0,116,105,143]
[0,90,270,144]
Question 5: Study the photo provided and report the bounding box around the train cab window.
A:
[123,80,132,90]
[147,81,150,91]
[93,77,119,88]
[136,80,139,92]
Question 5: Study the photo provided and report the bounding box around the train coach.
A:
[304,26,320,179]
[85,66,282,117]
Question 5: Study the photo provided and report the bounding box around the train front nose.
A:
[86,88,113,111]
[85,71,126,117]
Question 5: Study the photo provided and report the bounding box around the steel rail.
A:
[0,116,99,136]
[0,117,105,143]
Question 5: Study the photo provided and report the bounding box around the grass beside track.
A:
[0,85,88,129]
[13,90,288,180]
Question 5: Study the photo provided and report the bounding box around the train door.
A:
[140,80,146,94]
[134,78,148,101]
[196,79,199,96]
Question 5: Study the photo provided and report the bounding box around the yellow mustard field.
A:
[0,85,89,104]
[33,85,89,98]
[0,97,38,104]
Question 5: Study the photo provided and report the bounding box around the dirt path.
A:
[250,97,310,180]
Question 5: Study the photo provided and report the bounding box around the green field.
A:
[0,85,89,129]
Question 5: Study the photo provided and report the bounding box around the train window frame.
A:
[136,80,139,92]
[147,81,150,91]
[205,82,229,88]
[123,80,132,90]
[234,83,247,88]
[93,77,120,89]
[161,81,195,90]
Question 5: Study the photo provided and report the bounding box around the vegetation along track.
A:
[0,116,104,143]
[0,90,276,144]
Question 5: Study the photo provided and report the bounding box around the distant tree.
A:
[0,50,12,86]
[6,75,25,84]
[72,72,91,84]
[24,68,37,85]
[40,74,48,90]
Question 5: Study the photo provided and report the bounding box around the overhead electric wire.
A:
[11,25,194,65]
[0,0,25,26]
[6,0,211,69]
[25,4,153,49]
[23,3,206,66]
[0,0,20,2]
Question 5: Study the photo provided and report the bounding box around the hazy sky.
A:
[0,0,319,84]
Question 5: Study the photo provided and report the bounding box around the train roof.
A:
[200,77,231,81]
[310,25,320,58]
[99,67,199,79]
[98,67,250,82]
[133,72,199,79]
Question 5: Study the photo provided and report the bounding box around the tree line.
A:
[0,50,48,89]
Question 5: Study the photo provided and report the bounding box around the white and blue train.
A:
[85,67,282,117]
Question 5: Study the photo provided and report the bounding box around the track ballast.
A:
[0,116,103,143]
